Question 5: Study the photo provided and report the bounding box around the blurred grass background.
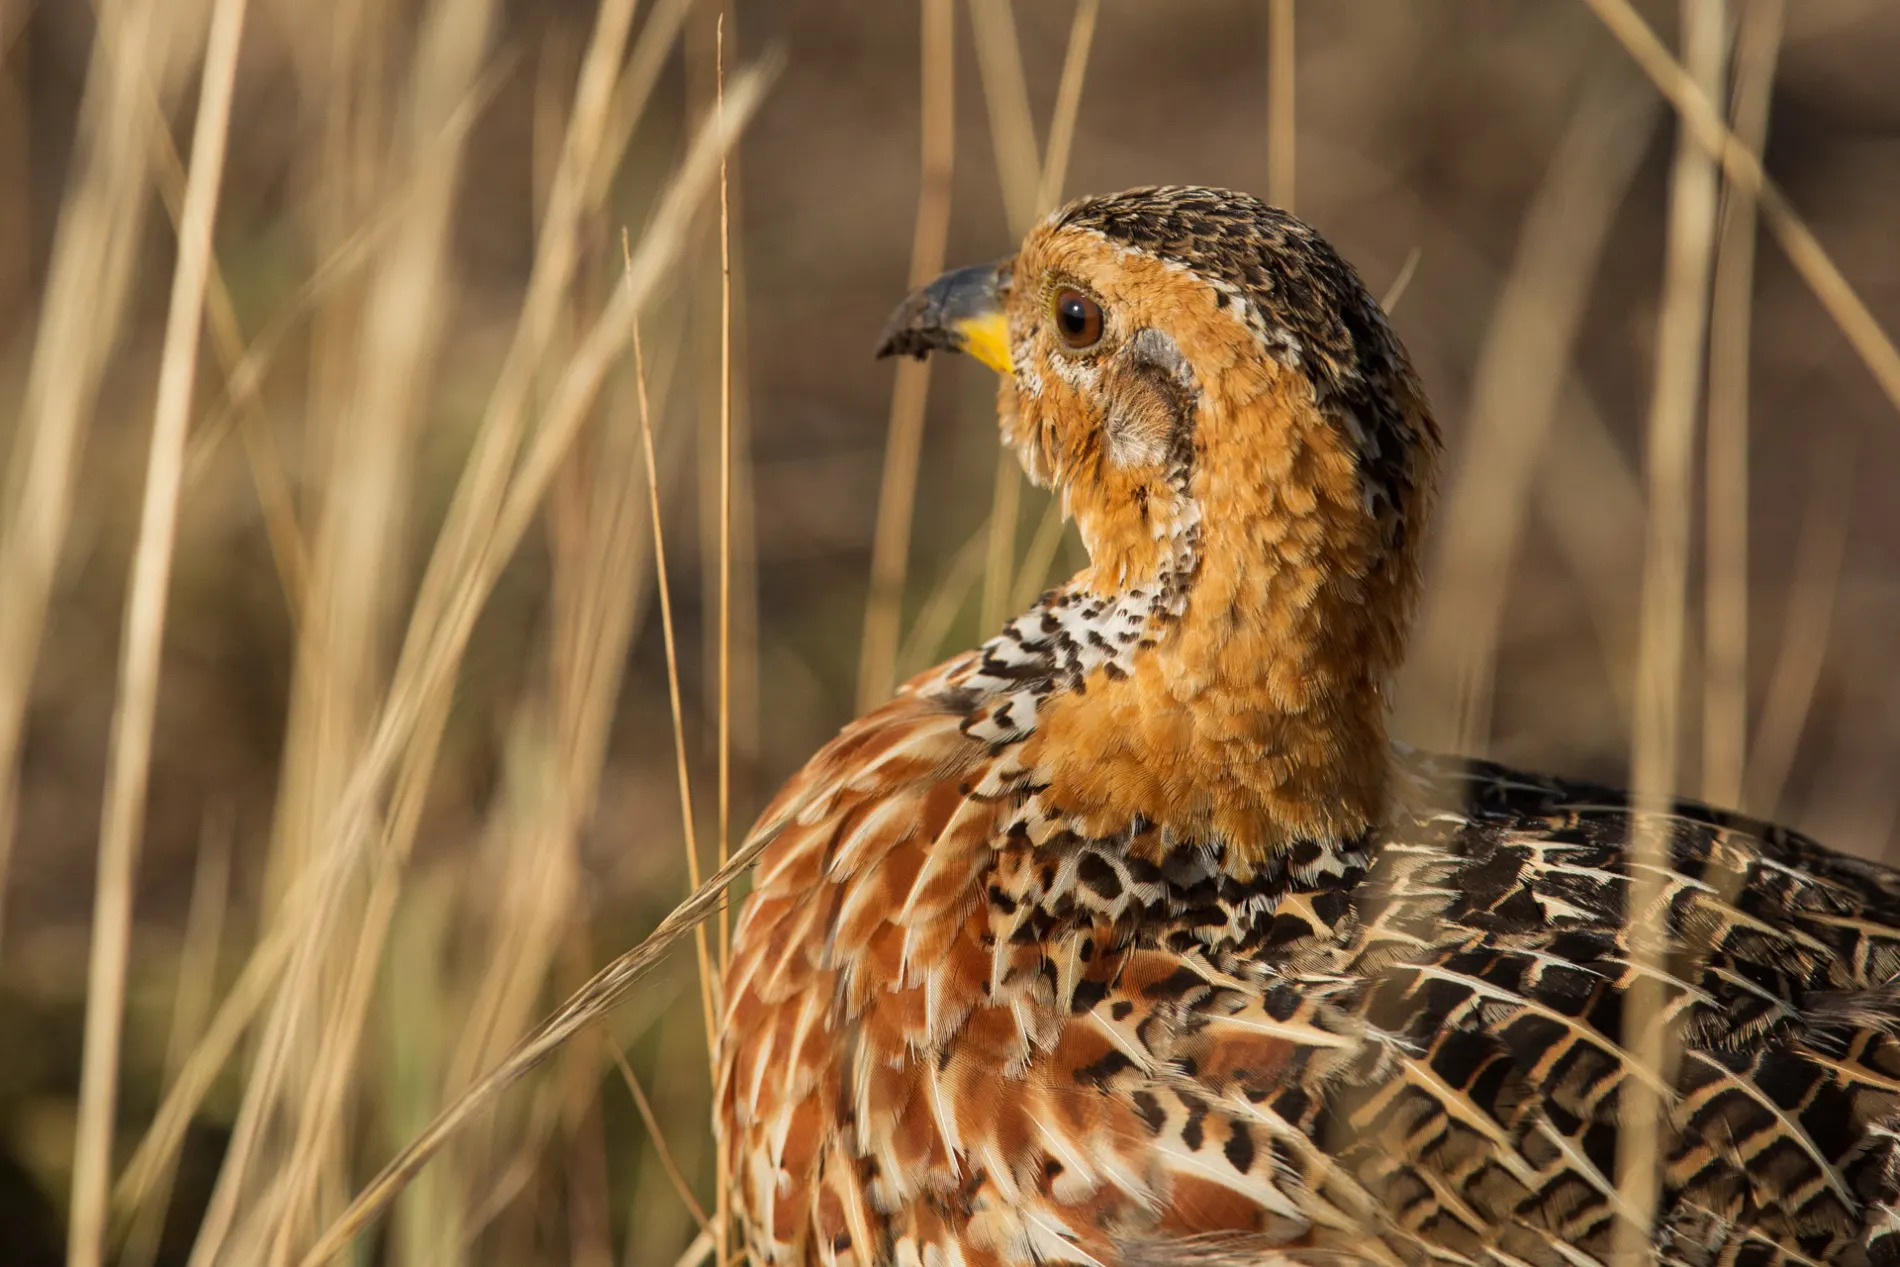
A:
[0,0,1897,1263]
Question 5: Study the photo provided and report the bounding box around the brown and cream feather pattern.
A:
[715,188,1900,1266]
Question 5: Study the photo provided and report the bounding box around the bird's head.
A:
[880,186,1440,685]
[878,186,1442,858]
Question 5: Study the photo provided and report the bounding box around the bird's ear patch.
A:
[1103,328,1199,475]
[1125,327,1195,391]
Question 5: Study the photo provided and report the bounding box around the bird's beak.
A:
[874,259,1013,376]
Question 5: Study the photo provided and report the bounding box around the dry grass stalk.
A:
[634,312,721,1073]
[416,198,669,1262]
[118,808,234,1267]
[0,10,28,338]
[175,55,509,498]
[713,22,738,1266]
[588,0,696,207]
[113,900,297,1217]
[978,451,1025,636]
[857,0,958,710]
[1379,246,1422,314]
[967,0,1037,637]
[634,299,725,1261]
[503,366,663,1265]
[1409,72,1654,753]
[617,979,712,1261]
[1702,0,1784,810]
[967,0,1041,237]
[1268,0,1295,211]
[273,62,772,1266]
[563,1035,616,1267]
[141,64,313,623]
[1532,384,1647,722]
[0,0,180,958]
[1581,0,1900,417]
[970,0,1100,634]
[1615,2,1726,1258]
[714,11,735,978]
[68,1,250,1262]
[451,977,686,1259]
[865,0,1100,699]
[898,521,993,677]
[609,1041,711,1232]
[991,0,1101,621]
[1746,436,1857,819]
[130,27,762,1265]
[186,4,506,1259]
[453,1071,561,1255]
[248,4,488,1247]
[672,1229,715,1267]
[1033,0,1098,223]
[1009,494,1071,616]
[688,5,761,849]
[297,822,775,1266]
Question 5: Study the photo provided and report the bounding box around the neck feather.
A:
[938,532,1391,882]
[941,380,1408,879]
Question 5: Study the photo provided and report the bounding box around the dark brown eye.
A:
[1053,288,1103,349]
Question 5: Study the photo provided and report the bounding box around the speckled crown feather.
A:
[1056,185,1438,550]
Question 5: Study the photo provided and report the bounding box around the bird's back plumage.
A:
[721,611,1900,1266]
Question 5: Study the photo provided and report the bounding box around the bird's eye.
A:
[1053,289,1104,349]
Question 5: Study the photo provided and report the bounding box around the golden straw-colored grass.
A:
[1615,2,1725,1253]
[1,3,1897,1265]
[69,4,252,1261]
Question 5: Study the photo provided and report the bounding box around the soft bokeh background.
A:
[1,0,1897,1263]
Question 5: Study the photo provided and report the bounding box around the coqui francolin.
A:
[715,186,1900,1267]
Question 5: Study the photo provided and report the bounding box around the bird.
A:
[714,185,1900,1267]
